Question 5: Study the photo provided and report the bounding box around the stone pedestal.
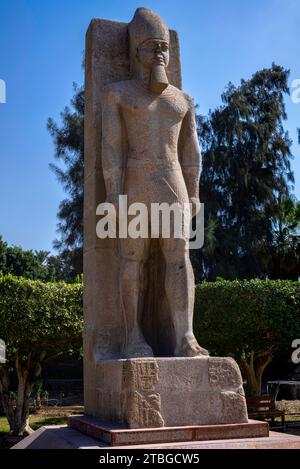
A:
[85,357,248,428]
[14,426,300,449]
[68,417,268,446]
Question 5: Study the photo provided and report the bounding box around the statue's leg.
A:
[119,237,153,358]
[161,237,209,357]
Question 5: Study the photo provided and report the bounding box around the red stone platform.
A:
[68,415,268,446]
[110,431,300,449]
[12,425,300,449]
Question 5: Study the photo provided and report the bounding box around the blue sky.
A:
[0,0,299,252]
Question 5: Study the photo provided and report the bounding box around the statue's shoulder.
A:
[169,86,195,110]
[102,80,135,102]
[182,90,196,110]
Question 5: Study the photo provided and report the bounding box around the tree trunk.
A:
[242,350,273,396]
[0,351,46,436]
[0,367,15,429]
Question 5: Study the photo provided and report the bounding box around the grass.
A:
[275,416,300,423]
[1,413,299,433]
[0,414,68,435]
[30,414,68,430]
[0,416,9,435]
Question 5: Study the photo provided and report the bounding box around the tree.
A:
[46,248,83,282]
[0,237,49,281]
[49,66,297,282]
[0,236,83,283]
[194,279,300,395]
[269,196,300,280]
[47,84,84,277]
[195,64,295,281]
[0,274,83,435]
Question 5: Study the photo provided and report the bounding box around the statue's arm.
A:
[178,97,201,206]
[101,87,123,199]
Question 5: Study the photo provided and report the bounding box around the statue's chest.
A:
[122,92,187,122]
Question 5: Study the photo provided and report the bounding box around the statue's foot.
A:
[124,328,154,358]
[175,334,209,357]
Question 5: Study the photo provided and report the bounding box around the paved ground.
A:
[286,426,300,437]
[13,426,300,449]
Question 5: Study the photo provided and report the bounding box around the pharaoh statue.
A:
[79,5,249,430]
[100,8,208,359]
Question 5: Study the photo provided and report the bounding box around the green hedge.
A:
[194,279,300,359]
[1,274,299,365]
[0,273,83,359]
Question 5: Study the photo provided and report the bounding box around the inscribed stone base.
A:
[85,357,248,428]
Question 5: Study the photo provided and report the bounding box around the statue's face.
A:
[137,38,170,70]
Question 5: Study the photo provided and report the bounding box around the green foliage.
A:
[0,416,9,434]
[0,273,83,434]
[269,196,300,279]
[47,84,84,279]
[0,415,68,436]
[29,415,68,431]
[0,236,82,283]
[0,273,83,362]
[194,279,300,368]
[195,64,296,281]
[45,248,83,282]
[48,67,298,282]
[47,84,84,256]
[0,237,51,281]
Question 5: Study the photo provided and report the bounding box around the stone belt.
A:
[126,158,181,171]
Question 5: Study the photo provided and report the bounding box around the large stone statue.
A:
[14,7,276,447]
[82,7,249,429]
[101,8,208,359]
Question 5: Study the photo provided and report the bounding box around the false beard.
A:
[150,64,169,94]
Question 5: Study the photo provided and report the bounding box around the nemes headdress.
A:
[129,8,170,51]
[129,8,170,93]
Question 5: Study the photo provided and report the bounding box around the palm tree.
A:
[270,195,300,280]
